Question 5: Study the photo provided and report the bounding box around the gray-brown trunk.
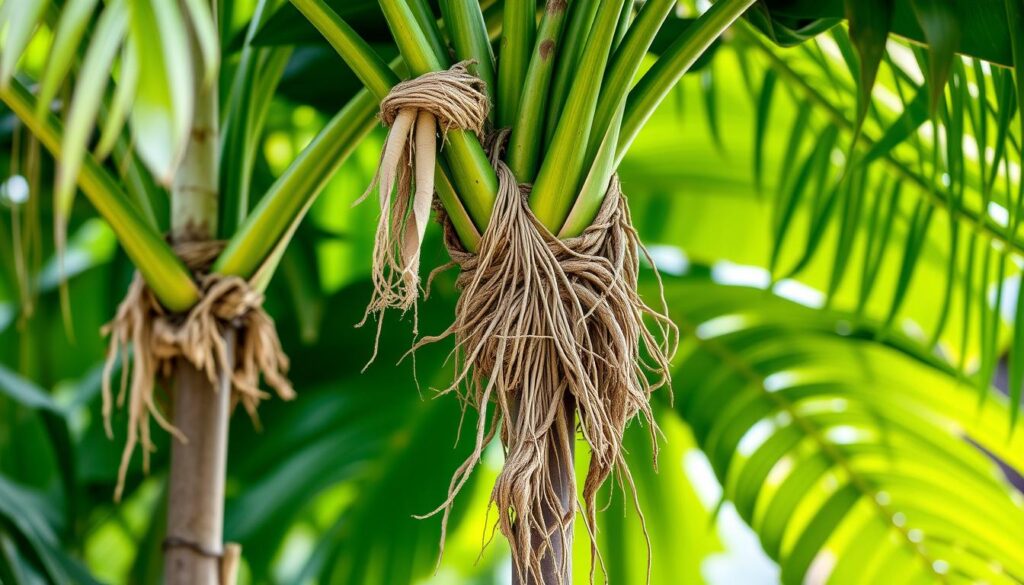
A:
[164,4,224,581]
[163,337,233,585]
[511,397,575,585]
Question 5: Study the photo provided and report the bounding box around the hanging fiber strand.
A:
[102,241,294,502]
[360,63,677,585]
[358,61,488,325]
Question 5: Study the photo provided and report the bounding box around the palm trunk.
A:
[511,396,575,585]
[163,11,227,584]
[163,342,232,584]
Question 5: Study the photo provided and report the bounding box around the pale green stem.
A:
[497,0,537,127]
[530,0,626,231]
[589,0,675,163]
[618,0,758,161]
[507,0,569,181]
[545,0,599,145]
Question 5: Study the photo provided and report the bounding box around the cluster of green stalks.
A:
[0,0,755,316]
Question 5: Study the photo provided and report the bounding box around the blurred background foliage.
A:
[3,0,1024,583]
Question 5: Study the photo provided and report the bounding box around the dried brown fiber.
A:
[361,63,678,584]
[102,241,294,502]
[359,62,488,330]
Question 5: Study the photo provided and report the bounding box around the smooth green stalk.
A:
[560,0,654,237]
[618,0,757,161]
[507,0,569,181]
[613,0,633,45]
[561,103,624,237]
[379,0,498,230]
[589,0,674,163]
[530,0,626,231]
[497,0,536,127]
[545,0,599,144]
[439,0,497,110]
[380,0,447,72]
[554,0,636,237]
[406,0,450,65]
[0,79,199,311]
[215,90,380,277]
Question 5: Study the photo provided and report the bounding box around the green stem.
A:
[589,0,675,163]
[530,0,626,231]
[439,0,497,111]
[545,0,599,145]
[406,0,450,64]
[0,79,199,311]
[380,0,447,71]
[561,91,625,237]
[497,0,536,127]
[507,0,568,181]
[215,89,379,277]
[618,0,757,162]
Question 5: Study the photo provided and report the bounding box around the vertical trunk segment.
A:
[511,397,576,585]
[163,342,233,584]
[163,8,227,583]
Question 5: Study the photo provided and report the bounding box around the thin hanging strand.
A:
[360,64,678,585]
[102,241,294,502]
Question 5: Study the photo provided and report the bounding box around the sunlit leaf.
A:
[35,0,101,117]
[127,0,194,184]
[0,0,47,88]
[670,279,1024,584]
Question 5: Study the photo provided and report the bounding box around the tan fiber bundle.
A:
[359,61,488,326]
[102,241,294,501]
[361,64,677,584]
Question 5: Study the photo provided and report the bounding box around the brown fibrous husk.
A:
[359,62,488,333]
[101,241,294,502]
[360,65,678,585]
[417,142,677,584]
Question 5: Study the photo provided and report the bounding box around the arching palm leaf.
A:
[666,278,1024,584]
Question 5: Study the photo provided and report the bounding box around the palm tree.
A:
[1,0,1024,583]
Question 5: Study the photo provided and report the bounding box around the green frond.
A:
[669,280,1024,584]
[619,20,1024,426]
